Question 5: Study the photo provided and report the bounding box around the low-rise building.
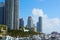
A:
[0,25,7,37]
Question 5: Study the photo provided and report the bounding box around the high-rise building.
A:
[0,2,4,24]
[27,16,33,28]
[37,17,42,33]
[4,0,19,30]
[19,18,24,28]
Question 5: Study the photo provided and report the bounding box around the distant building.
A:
[33,27,37,32]
[0,25,7,36]
[37,17,42,33]
[0,2,4,24]
[4,0,19,30]
[23,28,29,32]
[19,18,24,28]
[37,22,40,32]
[32,24,37,32]
[27,16,33,28]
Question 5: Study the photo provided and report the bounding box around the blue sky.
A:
[20,0,60,18]
[0,0,60,33]
[0,0,4,2]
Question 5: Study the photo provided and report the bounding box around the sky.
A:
[20,0,60,34]
[0,0,60,34]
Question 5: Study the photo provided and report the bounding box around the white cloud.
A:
[32,8,60,33]
[32,8,44,17]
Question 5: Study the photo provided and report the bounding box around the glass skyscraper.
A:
[37,17,42,33]
[0,2,4,24]
[4,0,19,30]
[19,18,24,28]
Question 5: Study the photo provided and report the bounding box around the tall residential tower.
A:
[27,16,33,28]
[37,17,42,33]
[5,0,19,30]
